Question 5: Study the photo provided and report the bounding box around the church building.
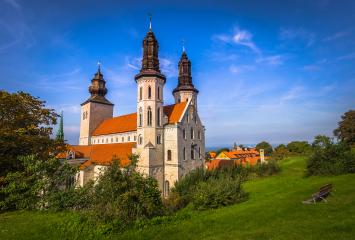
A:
[61,22,205,195]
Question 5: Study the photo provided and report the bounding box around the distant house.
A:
[206,146,266,170]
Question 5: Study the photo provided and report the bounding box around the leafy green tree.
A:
[256,141,273,156]
[307,135,355,176]
[91,155,164,227]
[0,91,63,177]
[0,155,77,210]
[334,110,355,146]
[272,144,290,160]
[216,147,230,155]
[286,141,311,155]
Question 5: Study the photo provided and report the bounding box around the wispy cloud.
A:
[213,27,261,54]
[229,64,255,74]
[256,55,284,66]
[3,0,21,9]
[125,55,177,77]
[336,52,355,61]
[323,30,349,42]
[280,28,315,47]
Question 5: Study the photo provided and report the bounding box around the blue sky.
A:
[1,0,354,147]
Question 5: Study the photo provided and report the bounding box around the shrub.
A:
[306,135,355,176]
[192,177,246,210]
[251,160,280,177]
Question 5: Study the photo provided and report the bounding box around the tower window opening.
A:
[139,108,143,127]
[183,147,186,160]
[148,86,152,99]
[190,128,194,139]
[183,129,186,139]
[147,107,152,126]
[157,134,161,144]
[138,135,143,145]
[157,107,161,126]
[139,87,143,100]
[191,145,195,159]
[167,150,172,161]
[158,86,160,100]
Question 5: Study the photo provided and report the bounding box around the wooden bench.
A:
[302,184,333,204]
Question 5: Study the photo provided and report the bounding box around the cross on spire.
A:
[148,13,152,31]
[97,61,101,72]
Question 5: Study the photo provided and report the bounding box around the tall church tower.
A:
[173,49,198,107]
[135,20,166,188]
[79,66,113,145]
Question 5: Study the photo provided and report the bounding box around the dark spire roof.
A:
[173,50,198,94]
[135,18,166,82]
[82,65,113,106]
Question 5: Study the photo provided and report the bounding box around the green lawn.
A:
[1,156,355,240]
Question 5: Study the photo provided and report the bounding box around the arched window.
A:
[157,134,161,144]
[157,107,161,126]
[191,145,195,159]
[139,87,143,100]
[183,147,186,160]
[147,107,152,126]
[148,86,152,99]
[138,135,143,145]
[167,150,172,161]
[157,86,160,100]
[139,107,143,127]
[164,181,170,196]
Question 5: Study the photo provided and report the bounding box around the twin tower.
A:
[79,23,199,147]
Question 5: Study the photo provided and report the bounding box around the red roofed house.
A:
[59,22,205,196]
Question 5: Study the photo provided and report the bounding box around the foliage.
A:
[87,156,164,230]
[167,161,279,212]
[192,177,246,210]
[306,135,355,176]
[287,141,312,155]
[271,144,290,160]
[216,147,230,155]
[0,155,77,210]
[0,90,63,177]
[255,141,273,156]
[333,110,355,146]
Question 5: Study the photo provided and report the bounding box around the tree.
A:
[0,91,63,177]
[334,110,355,146]
[216,147,230,155]
[272,144,289,160]
[286,141,311,155]
[255,141,273,156]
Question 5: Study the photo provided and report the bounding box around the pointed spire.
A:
[82,64,113,106]
[56,111,64,142]
[148,13,152,31]
[182,39,185,53]
[140,15,160,73]
[173,49,198,94]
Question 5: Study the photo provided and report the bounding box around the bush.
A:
[251,160,280,177]
[192,177,246,210]
[306,135,355,176]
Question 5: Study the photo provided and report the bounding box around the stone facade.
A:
[73,24,205,196]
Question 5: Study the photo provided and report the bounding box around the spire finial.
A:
[97,61,101,72]
[148,13,152,31]
[182,39,185,52]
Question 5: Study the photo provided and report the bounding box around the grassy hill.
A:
[1,156,355,239]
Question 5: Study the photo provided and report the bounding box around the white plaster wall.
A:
[91,131,137,144]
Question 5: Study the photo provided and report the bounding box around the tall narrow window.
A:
[147,107,152,126]
[157,134,161,144]
[183,147,186,160]
[167,150,172,161]
[198,147,201,159]
[157,86,160,100]
[198,130,201,140]
[138,135,143,145]
[191,145,195,159]
[139,87,143,100]
[190,128,194,139]
[157,107,161,126]
[148,86,152,99]
[164,181,170,196]
[139,107,142,127]
[183,129,186,139]
[128,136,130,141]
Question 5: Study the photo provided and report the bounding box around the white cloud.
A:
[3,0,20,9]
[229,64,255,74]
[280,28,315,47]
[336,52,355,61]
[256,55,284,66]
[323,30,349,42]
[213,27,261,55]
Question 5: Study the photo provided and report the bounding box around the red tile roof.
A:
[92,102,187,136]
[58,143,136,170]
